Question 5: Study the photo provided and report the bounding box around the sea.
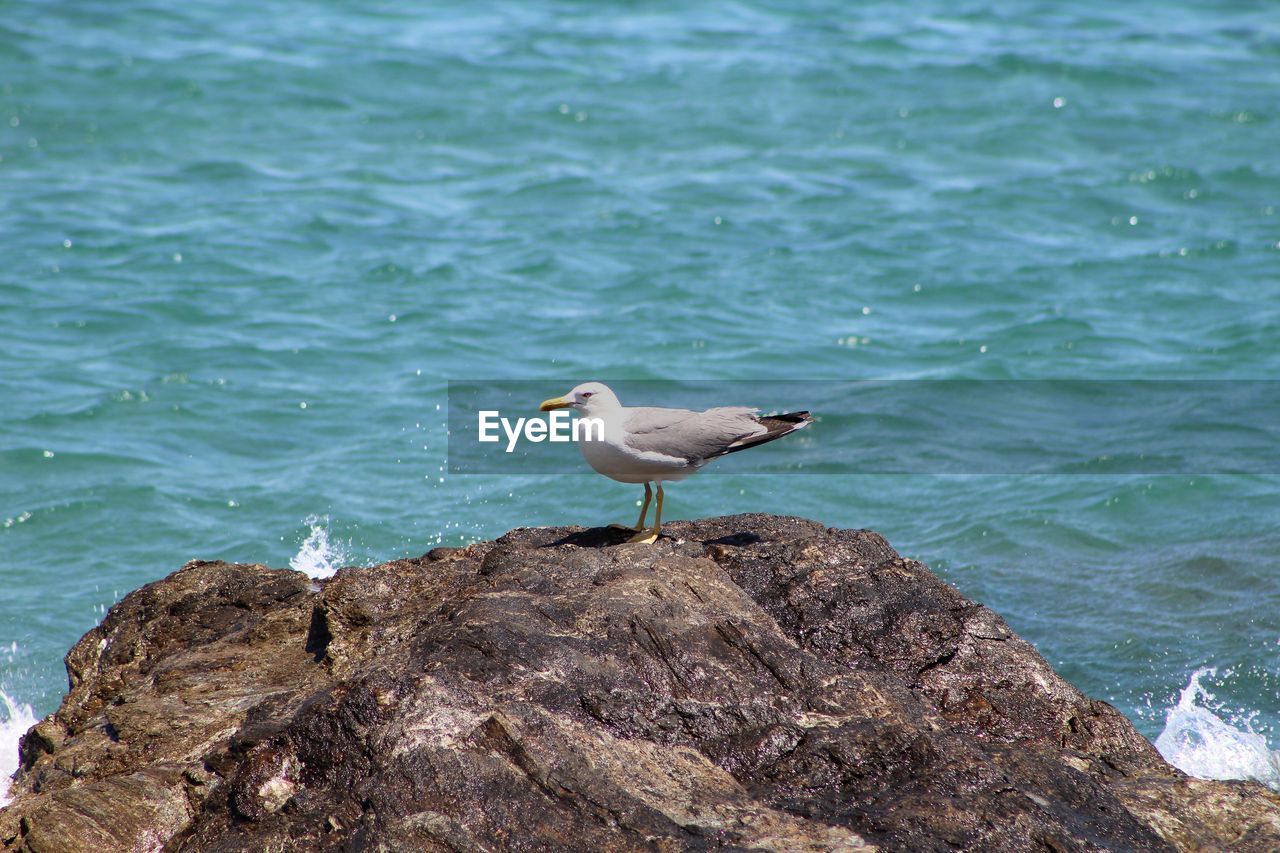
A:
[2,0,1279,804]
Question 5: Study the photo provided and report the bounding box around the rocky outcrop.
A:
[2,515,1277,851]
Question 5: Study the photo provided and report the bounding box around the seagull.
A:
[539,382,812,543]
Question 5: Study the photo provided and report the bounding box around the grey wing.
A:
[623,406,765,463]
[620,406,701,434]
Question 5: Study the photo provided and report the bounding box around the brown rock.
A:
[2,515,1277,851]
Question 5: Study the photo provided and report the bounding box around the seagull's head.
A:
[539,382,619,414]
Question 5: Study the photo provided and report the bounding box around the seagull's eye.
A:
[581,392,594,399]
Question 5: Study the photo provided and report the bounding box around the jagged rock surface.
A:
[2,515,1277,851]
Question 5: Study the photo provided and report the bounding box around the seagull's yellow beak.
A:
[539,395,573,412]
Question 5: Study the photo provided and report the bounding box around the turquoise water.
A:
[2,0,1279,785]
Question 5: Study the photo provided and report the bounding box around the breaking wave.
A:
[1154,667,1280,791]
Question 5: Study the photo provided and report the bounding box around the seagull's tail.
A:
[720,411,813,456]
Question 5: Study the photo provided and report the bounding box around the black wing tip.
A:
[764,411,813,427]
[719,410,813,456]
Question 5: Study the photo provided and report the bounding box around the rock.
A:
[2,514,1277,851]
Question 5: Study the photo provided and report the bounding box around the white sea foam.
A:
[1154,667,1280,791]
[1,689,38,807]
[288,515,350,579]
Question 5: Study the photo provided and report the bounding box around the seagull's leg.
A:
[627,483,662,544]
[653,483,664,536]
[636,482,653,529]
[611,482,651,531]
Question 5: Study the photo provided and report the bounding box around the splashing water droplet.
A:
[1,688,38,806]
[289,516,350,579]
[1154,668,1280,790]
